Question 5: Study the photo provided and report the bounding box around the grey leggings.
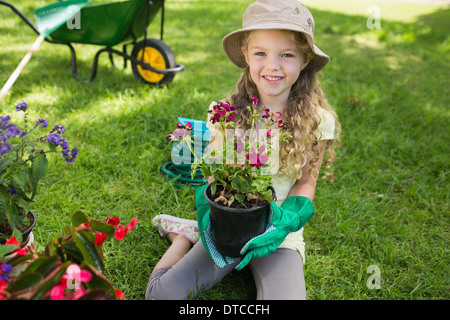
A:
[145,241,306,300]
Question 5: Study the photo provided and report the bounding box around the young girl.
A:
[146,0,340,300]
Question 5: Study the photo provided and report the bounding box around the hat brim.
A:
[222,24,329,72]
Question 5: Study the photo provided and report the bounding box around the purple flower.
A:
[52,124,65,134]
[1,263,12,274]
[15,102,27,112]
[0,115,11,130]
[47,132,62,146]
[63,148,78,163]
[5,123,24,138]
[35,118,48,128]
[5,189,16,195]
[60,138,69,150]
[0,141,12,156]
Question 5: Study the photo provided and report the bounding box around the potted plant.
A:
[0,211,137,300]
[167,98,291,257]
[0,102,78,246]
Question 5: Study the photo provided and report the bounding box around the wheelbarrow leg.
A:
[123,44,128,69]
[108,52,115,68]
[67,43,78,80]
[90,48,106,82]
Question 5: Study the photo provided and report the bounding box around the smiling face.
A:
[242,29,308,110]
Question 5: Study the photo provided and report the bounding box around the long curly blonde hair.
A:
[228,30,341,180]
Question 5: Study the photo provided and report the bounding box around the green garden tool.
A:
[0,0,89,100]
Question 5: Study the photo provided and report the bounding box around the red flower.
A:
[114,225,127,241]
[76,222,90,230]
[13,248,28,256]
[126,218,138,231]
[5,236,20,246]
[0,279,7,292]
[106,217,120,226]
[115,288,125,299]
[94,232,107,246]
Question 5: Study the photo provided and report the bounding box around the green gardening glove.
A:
[235,196,314,270]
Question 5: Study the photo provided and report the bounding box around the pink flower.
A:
[50,285,65,300]
[126,218,138,231]
[167,122,193,142]
[114,225,127,241]
[65,264,92,283]
[246,145,269,168]
[251,97,258,105]
[208,101,236,124]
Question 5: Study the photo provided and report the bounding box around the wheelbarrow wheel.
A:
[131,39,176,86]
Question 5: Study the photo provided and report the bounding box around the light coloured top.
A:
[206,102,336,263]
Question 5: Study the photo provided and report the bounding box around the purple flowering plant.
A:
[0,102,78,235]
[167,98,291,208]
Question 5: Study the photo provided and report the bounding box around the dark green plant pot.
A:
[204,184,273,258]
[0,211,36,246]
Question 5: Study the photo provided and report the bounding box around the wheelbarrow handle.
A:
[0,35,45,100]
[94,47,185,77]
[139,62,185,75]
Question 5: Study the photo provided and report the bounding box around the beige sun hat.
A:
[222,0,330,72]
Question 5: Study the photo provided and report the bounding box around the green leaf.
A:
[0,244,19,257]
[231,175,251,194]
[0,192,6,218]
[13,197,29,218]
[0,158,12,175]
[73,228,105,273]
[211,180,217,196]
[31,262,70,300]
[12,227,23,243]
[234,193,245,204]
[60,240,84,262]
[8,273,44,293]
[77,289,115,300]
[71,210,89,227]
[81,262,116,297]
[31,154,48,183]
[7,253,32,267]
[6,205,19,230]
[28,256,61,277]
[90,219,115,239]
[11,171,28,192]
[259,189,274,203]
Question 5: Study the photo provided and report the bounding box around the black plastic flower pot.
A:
[0,211,36,246]
[204,184,273,258]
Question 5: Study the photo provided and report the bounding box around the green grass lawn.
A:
[0,0,448,300]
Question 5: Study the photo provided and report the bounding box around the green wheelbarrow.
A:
[0,0,184,86]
